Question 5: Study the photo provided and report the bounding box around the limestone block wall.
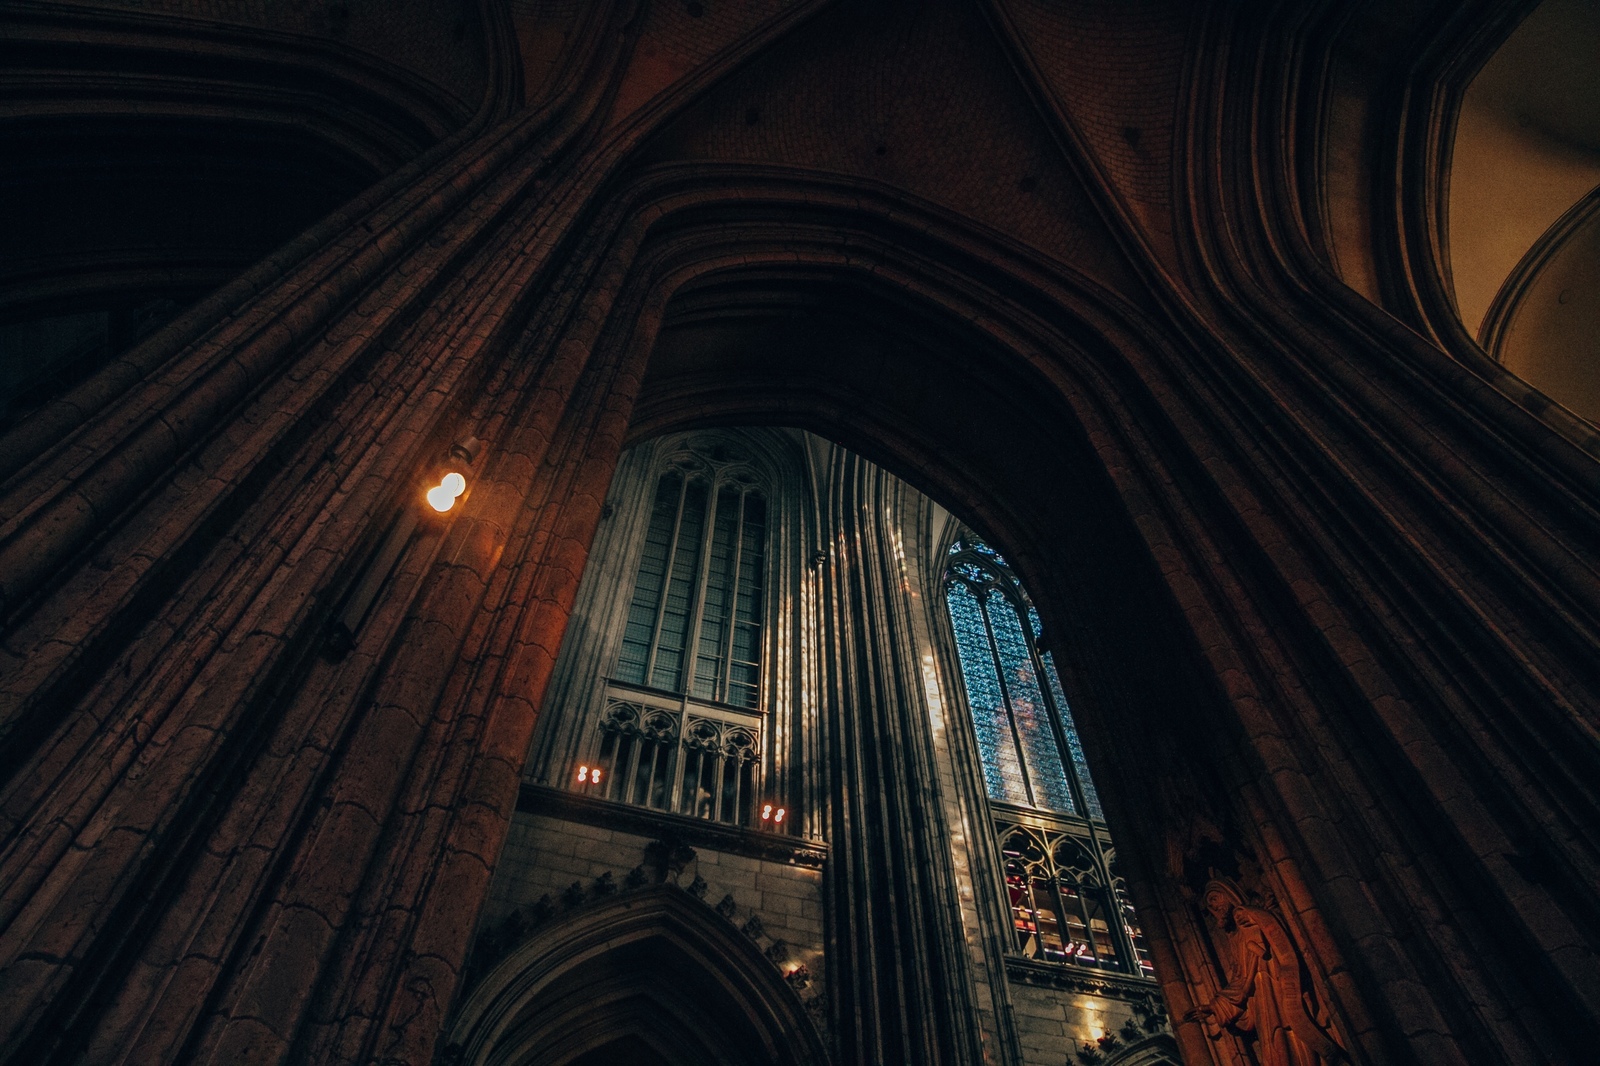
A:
[1011,983,1140,1066]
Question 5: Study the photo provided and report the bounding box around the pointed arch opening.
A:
[447,887,827,1066]
[588,184,1236,1060]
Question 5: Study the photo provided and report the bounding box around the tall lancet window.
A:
[593,458,768,827]
[614,469,767,708]
[945,533,1152,977]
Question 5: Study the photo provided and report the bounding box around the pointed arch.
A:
[446,887,827,1066]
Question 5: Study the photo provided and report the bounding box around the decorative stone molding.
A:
[1003,956,1161,1003]
[518,783,827,868]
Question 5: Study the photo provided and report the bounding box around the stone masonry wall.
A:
[478,810,826,1014]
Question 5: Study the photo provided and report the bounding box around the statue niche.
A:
[1186,877,1346,1066]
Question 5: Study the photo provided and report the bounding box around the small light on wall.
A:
[774,808,786,824]
[761,804,773,822]
[426,471,468,512]
[577,765,589,783]
[591,768,602,786]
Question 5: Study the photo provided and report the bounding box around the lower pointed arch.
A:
[445,886,828,1066]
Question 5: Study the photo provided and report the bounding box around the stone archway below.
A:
[445,887,827,1066]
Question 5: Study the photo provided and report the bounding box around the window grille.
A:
[596,701,680,810]
[678,715,760,823]
[1110,856,1157,978]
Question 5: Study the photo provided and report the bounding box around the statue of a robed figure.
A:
[1186,878,1347,1066]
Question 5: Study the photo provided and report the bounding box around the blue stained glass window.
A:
[1028,606,1104,820]
[990,599,1076,812]
[1039,649,1102,820]
[947,581,1030,804]
[944,534,1106,820]
[945,532,1153,980]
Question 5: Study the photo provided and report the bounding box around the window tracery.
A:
[944,531,1153,978]
[615,458,766,709]
[586,443,774,828]
[592,697,762,826]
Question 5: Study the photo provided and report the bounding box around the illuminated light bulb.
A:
[578,765,589,782]
[441,471,466,497]
[774,808,786,823]
[426,484,456,512]
[591,768,602,785]
[761,804,773,820]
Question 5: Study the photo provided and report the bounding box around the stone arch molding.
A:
[445,887,828,1066]
[1102,1034,1183,1066]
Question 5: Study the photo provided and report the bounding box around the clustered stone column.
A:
[0,1,1597,1064]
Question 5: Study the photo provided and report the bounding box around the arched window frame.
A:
[560,437,795,831]
[941,531,1154,979]
[943,537,1100,819]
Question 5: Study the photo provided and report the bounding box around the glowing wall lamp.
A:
[426,471,468,512]
[325,434,483,658]
[424,437,479,514]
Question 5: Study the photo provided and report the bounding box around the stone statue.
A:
[1185,878,1346,1066]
